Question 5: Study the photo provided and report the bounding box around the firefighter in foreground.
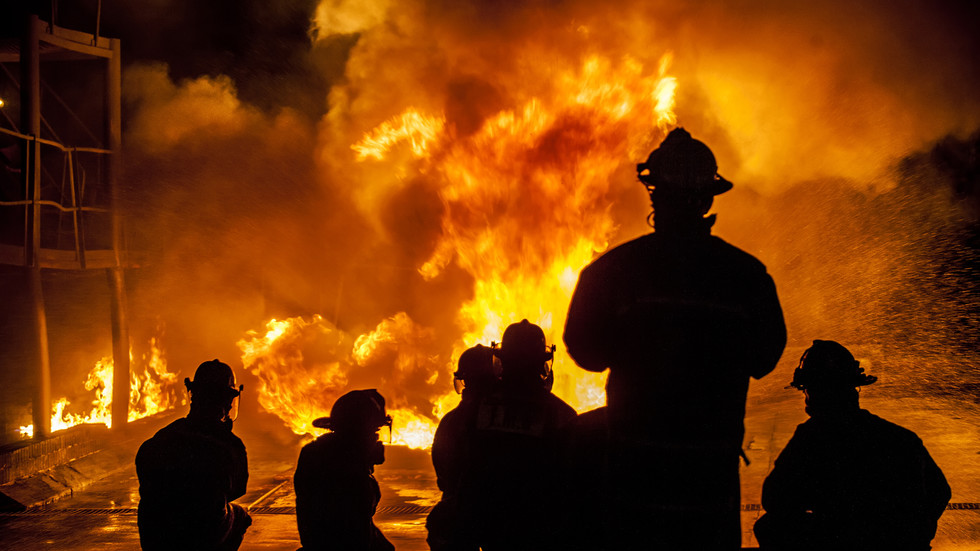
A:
[294,389,395,551]
[452,320,577,550]
[427,344,498,551]
[754,340,950,550]
[136,359,251,551]
[564,127,786,548]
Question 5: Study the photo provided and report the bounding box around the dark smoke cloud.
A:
[15,0,330,118]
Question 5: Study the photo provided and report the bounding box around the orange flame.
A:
[352,109,446,161]
[419,54,676,410]
[19,339,179,438]
[238,315,352,437]
[244,52,676,447]
[238,314,448,448]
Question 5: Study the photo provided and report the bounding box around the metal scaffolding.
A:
[0,14,130,439]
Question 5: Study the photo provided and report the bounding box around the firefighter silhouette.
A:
[427,344,498,551]
[136,359,251,551]
[754,340,950,551]
[447,320,577,550]
[293,389,394,551]
[564,128,786,548]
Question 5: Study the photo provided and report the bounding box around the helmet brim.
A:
[312,417,332,429]
[710,174,734,195]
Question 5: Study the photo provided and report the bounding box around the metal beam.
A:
[106,38,130,431]
[22,14,51,440]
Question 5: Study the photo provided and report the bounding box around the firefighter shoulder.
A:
[456,321,576,549]
[427,344,500,551]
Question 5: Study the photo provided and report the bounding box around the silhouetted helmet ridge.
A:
[313,389,393,435]
[790,340,877,391]
[637,127,733,196]
[184,359,243,400]
[493,319,555,386]
[453,344,497,394]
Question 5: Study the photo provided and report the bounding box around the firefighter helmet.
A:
[790,340,877,391]
[184,359,242,400]
[495,320,555,364]
[493,319,556,387]
[453,344,497,394]
[636,127,733,196]
[312,389,393,434]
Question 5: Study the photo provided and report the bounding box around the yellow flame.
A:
[19,339,178,437]
[238,314,444,448]
[244,52,677,448]
[654,52,677,129]
[351,109,447,161]
[239,315,350,437]
[390,410,437,449]
[420,54,675,411]
[129,338,180,422]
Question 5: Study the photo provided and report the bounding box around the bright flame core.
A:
[241,53,676,448]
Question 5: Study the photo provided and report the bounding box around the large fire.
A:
[239,53,677,448]
[19,339,180,438]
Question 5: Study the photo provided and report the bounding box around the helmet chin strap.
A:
[649,210,716,233]
[646,187,716,233]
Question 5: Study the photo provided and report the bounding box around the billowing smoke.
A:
[105,0,978,440]
[313,0,980,190]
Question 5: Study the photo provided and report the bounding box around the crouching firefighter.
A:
[136,359,251,551]
[755,340,950,550]
[294,389,395,551]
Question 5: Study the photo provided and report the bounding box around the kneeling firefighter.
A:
[136,359,251,551]
[294,389,394,551]
[755,340,950,551]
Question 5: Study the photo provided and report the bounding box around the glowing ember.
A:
[19,339,179,438]
[242,53,676,447]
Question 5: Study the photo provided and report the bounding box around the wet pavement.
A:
[2,361,979,550]
[0,443,436,550]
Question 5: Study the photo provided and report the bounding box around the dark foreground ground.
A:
[2,352,979,550]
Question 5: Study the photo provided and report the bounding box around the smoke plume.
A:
[104,0,979,438]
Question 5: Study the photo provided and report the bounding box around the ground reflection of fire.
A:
[19,339,180,438]
[238,53,677,449]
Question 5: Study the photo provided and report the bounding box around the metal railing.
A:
[0,126,112,269]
